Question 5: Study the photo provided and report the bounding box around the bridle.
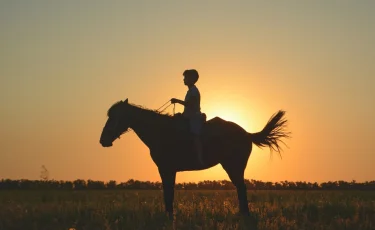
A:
[157,100,176,115]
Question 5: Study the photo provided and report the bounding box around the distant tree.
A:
[295,181,308,190]
[60,180,74,190]
[265,182,274,190]
[321,181,338,190]
[19,179,34,189]
[338,180,350,190]
[106,180,117,189]
[40,165,49,181]
[73,179,87,190]
[312,182,320,189]
[274,182,283,190]
[87,180,106,189]
[0,179,19,189]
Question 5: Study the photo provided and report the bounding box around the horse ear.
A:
[124,98,128,103]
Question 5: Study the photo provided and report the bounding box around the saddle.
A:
[173,113,207,133]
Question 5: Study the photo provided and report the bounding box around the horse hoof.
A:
[235,212,249,217]
[241,211,250,216]
[166,211,173,220]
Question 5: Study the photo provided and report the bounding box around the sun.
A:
[204,105,253,132]
[201,89,265,133]
[211,108,242,123]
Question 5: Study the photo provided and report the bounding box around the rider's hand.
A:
[171,98,178,104]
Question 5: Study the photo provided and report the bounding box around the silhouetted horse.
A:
[99,98,290,216]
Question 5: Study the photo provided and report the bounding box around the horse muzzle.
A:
[100,139,113,147]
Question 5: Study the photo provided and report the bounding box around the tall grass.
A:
[1,190,374,230]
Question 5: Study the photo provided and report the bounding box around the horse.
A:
[99,98,290,217]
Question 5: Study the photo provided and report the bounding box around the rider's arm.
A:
[173,99,185,105]
[172,96,197,108]
[182,96,198,109]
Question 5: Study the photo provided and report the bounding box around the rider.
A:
[171,69,204,165]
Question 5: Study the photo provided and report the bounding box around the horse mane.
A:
[107,101,174,119]
[107,101,123,117]
[131,103,172,116]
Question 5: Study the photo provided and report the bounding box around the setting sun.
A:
[206,106,251,130]
[202,93,258,133]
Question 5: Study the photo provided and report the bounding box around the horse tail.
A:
[248,110,291,158]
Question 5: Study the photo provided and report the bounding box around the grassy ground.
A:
[0,190,374,230]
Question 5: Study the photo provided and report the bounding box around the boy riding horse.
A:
[171,69,204,165]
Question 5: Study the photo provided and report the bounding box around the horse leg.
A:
[222,164,249,214]
[158,168,176,218]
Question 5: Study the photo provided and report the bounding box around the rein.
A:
[157,100,176,115]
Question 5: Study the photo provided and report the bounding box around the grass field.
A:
[1,190,374,230]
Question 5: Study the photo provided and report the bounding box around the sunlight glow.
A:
[205,103,253,132]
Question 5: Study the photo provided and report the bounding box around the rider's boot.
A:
[194,136,204,166]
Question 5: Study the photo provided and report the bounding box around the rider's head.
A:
[183,69,199,86]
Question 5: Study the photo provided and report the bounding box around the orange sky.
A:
[1,1,374,183]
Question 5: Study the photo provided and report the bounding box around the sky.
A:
[1,1,374,183]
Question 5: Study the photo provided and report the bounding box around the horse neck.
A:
[128,105,170,148]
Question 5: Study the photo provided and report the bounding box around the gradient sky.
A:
[1,1,374,183]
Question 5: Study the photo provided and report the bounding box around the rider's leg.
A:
[193,134,203,165]
[190,116,204,165]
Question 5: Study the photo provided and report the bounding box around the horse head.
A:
[99,98,132,147]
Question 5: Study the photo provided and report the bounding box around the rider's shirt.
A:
[183,85,201,118]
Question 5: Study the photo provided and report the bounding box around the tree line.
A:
[1,179,375,190]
